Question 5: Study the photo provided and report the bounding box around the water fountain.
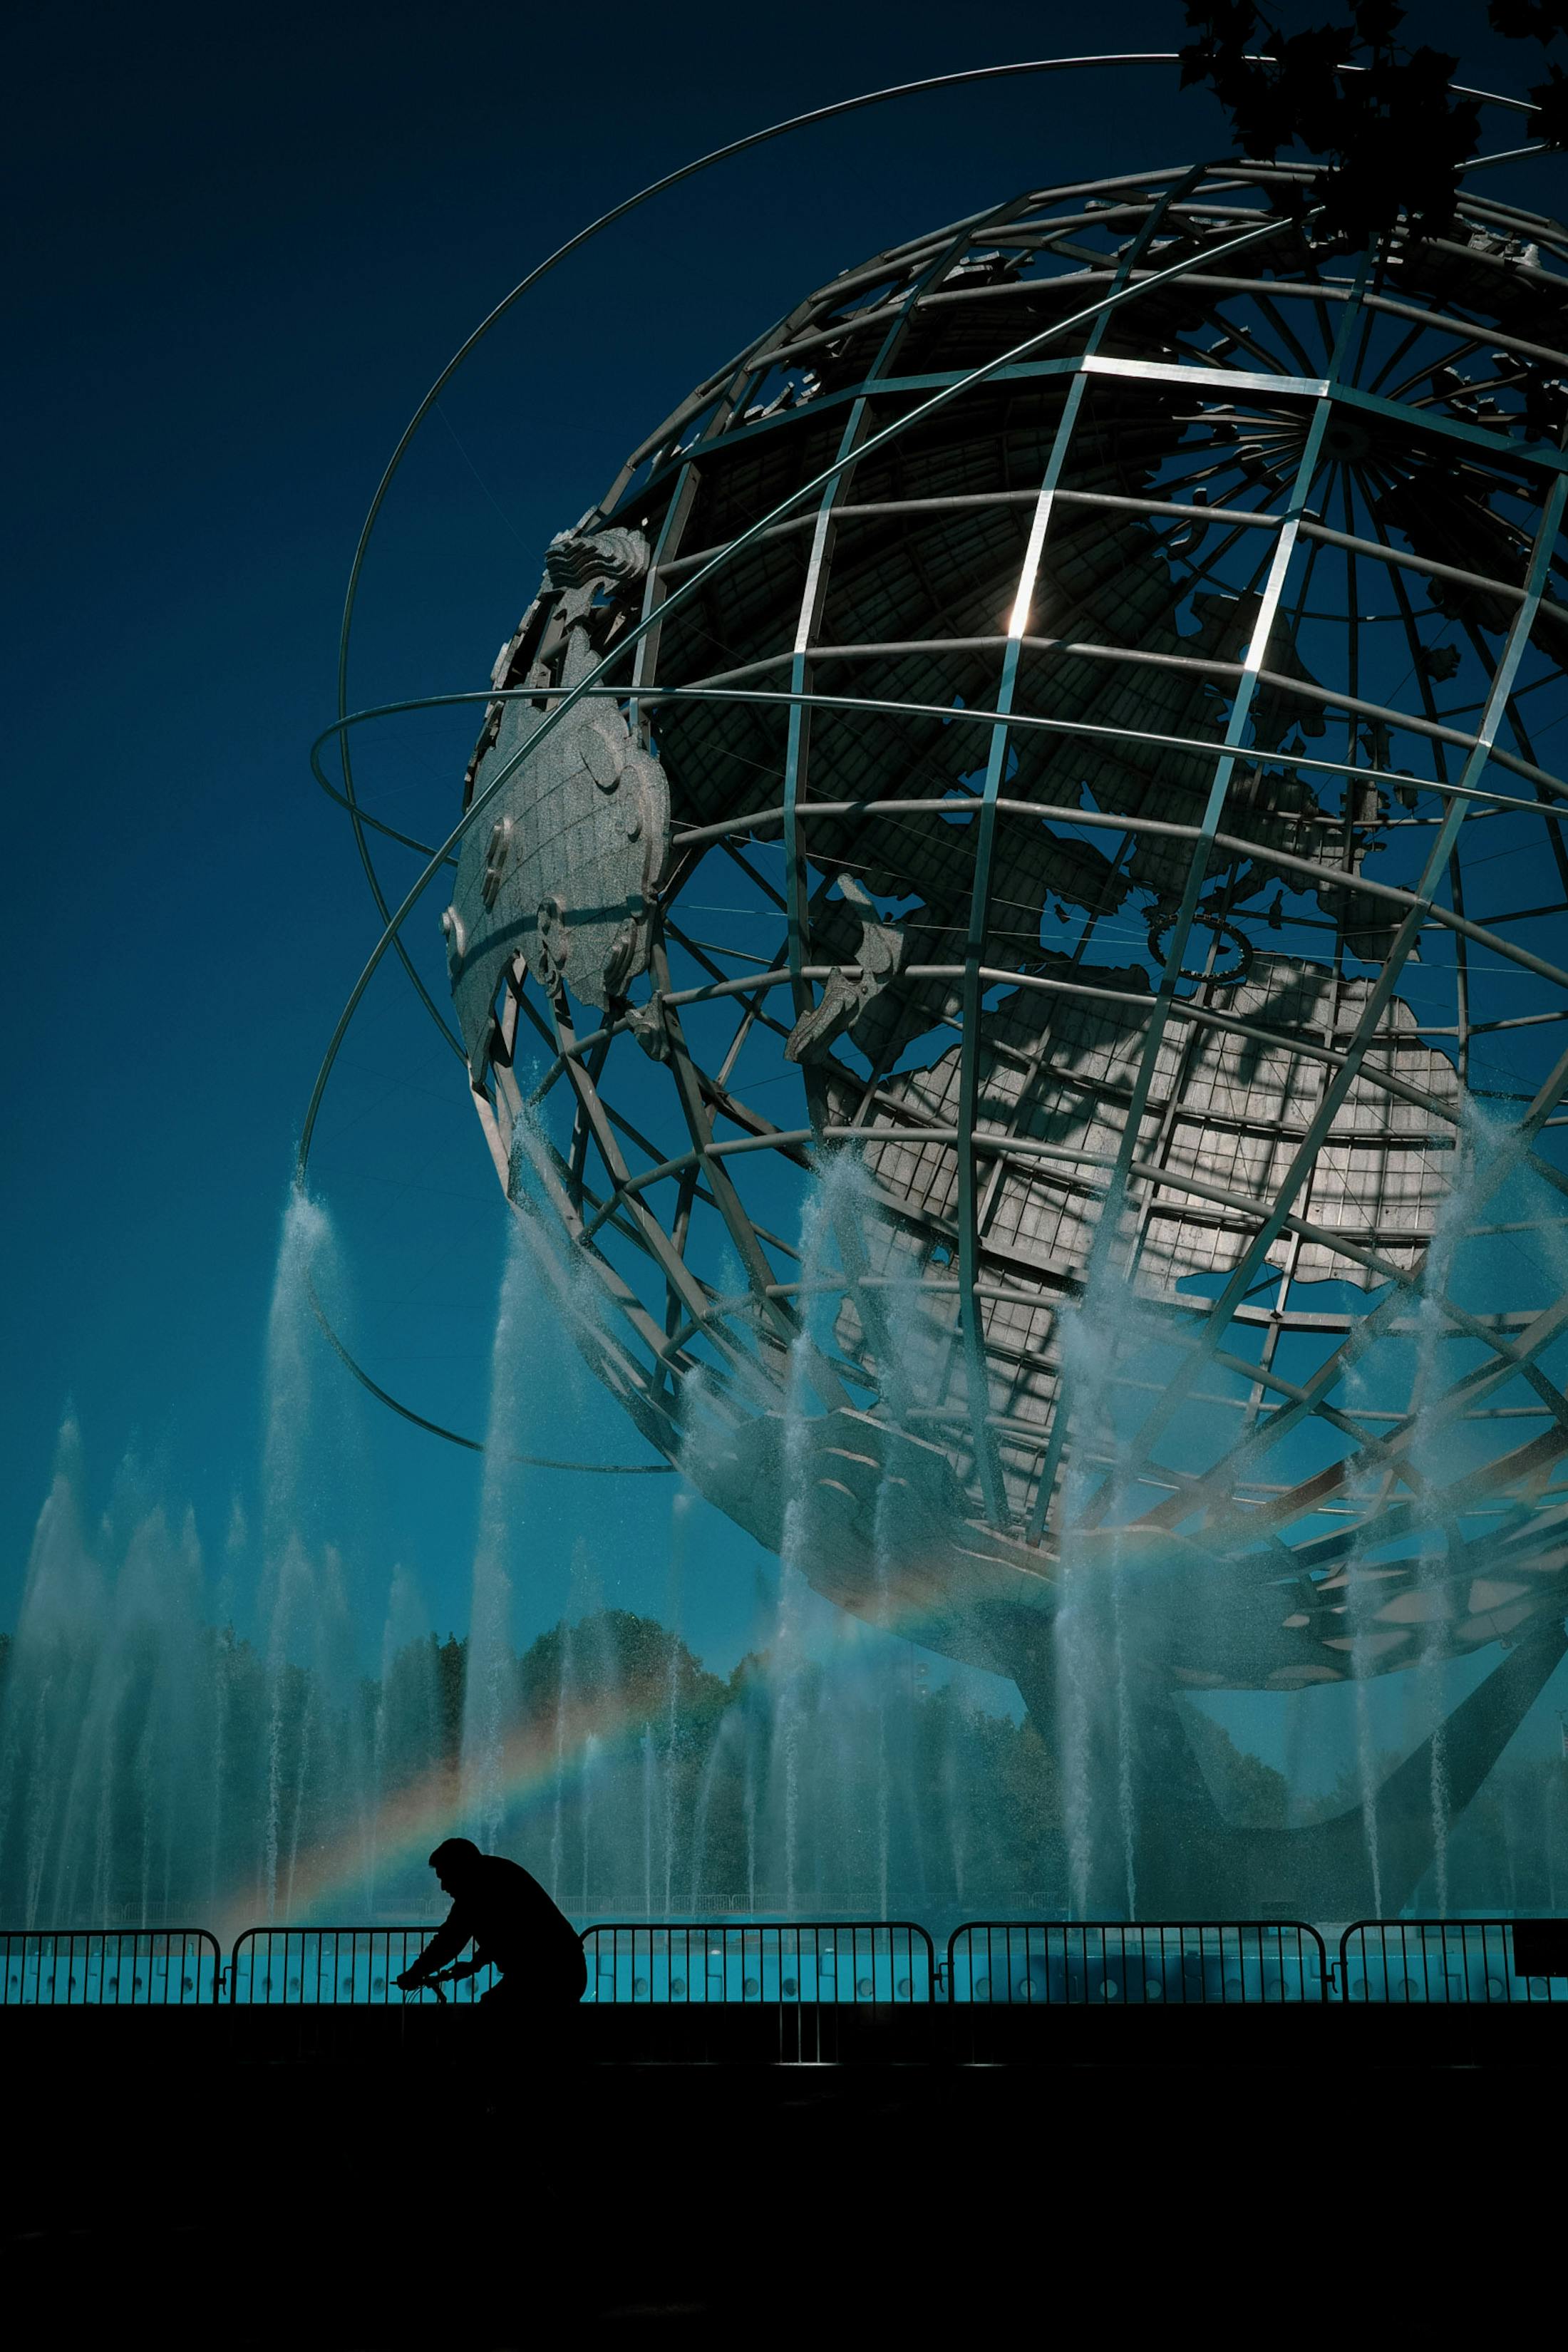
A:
[6,1100,1568,1936]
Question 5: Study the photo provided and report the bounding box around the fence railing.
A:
[944,1921,1329,2004]
[227,1927,495,2003]
[0,1929,222,2005]
[6,1917,1568,2009]
[1339,1919,1568,2003]
[580,1921,935,2004]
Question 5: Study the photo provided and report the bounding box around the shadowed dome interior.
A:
[453,160,1568,1695]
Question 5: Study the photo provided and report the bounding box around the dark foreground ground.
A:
[6,2004,1562,2339]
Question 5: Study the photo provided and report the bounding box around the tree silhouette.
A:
[1179,1,1566,247]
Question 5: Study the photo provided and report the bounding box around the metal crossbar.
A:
[227,1926,494,2004]
[0,1929,221,2006]
[1339,1918,1567,2002]
[580,1922,935,2003]
[9,1918,1568,2010]
[945,1920,1329,2004]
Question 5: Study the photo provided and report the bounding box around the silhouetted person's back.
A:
[397,1838,587,2013]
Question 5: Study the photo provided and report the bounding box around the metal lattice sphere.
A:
[425,157,1568,1902]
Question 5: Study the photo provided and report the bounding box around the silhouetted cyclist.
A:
[396,1838,587,2017]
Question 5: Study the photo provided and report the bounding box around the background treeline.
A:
[1,1619,1564,1926]
[0,1612,1068,1924]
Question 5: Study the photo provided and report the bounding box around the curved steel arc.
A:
[312,768,451,861]
[336,51,1184,659]
[314,682,1568,860]
[301,1264,672,1471]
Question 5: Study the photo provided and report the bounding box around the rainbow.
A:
[214,1604,926,1938]
[216,1675,708,1939]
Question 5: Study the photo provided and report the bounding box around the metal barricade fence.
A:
[227,1927,491,2003]
[10,1917,1568,2013]
[1339,1919,1567,2003]
[945,1921,1329,2004]
[0,1928,221,2005]
[581,1922,935,2003]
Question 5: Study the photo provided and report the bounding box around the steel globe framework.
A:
[313,91,1568,1911]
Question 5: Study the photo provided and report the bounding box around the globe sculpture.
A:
[383,153,1568,1915]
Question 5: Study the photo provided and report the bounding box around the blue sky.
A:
[4,0,1562,1696]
